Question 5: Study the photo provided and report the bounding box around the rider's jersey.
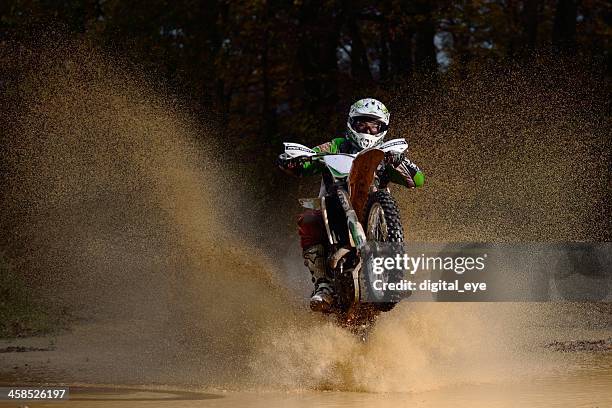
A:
[301,136,425,189]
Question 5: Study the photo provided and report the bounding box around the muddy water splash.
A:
[250,303,501,392]
[249,60,611,392]
[390,61,610,242]
[1,43,301,386]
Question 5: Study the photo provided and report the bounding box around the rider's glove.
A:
[384,151,405,168]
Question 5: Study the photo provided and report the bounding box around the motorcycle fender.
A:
[348,149,384,221]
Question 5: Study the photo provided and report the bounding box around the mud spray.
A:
[1,43,610,392]
[1,42,304,387]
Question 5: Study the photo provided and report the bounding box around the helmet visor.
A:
[350,116,388,135]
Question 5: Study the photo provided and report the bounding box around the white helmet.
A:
[347,98,390,149]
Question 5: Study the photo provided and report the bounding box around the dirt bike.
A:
[282,139,411,337]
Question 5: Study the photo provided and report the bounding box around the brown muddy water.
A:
[1,370,612,408]
[1,303,611,407]
[0,45,610,407]
[1,335,611,408]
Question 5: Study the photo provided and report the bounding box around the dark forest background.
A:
[1,1,610,194]
[0,0,610,238]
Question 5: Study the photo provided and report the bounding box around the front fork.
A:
[329,188,368,304]
[336,188,367,248]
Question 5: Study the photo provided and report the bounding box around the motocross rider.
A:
[277,98,425,312]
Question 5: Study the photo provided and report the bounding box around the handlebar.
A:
[281,153,326,166]
[288,151,397,164]
[281,151,395,168]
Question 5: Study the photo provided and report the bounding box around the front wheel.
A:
[364,190,404,243]
[362,190,405,312]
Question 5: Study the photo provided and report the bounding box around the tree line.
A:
[0,1,609,189]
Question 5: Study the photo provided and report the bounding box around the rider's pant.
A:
[297,209,326,248]
[298,210,328,286]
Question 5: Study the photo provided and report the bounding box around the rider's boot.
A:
[303,244,334,312]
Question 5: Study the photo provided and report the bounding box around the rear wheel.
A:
[363,190,405,312]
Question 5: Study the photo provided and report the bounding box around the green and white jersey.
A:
[301,136,424,189]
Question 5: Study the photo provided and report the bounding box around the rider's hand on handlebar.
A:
[277,154,309,171]
[384,151,405,167]
[285,158,301,170]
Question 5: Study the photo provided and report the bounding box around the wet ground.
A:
[0,361,611,408]
[1,303,611,408]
